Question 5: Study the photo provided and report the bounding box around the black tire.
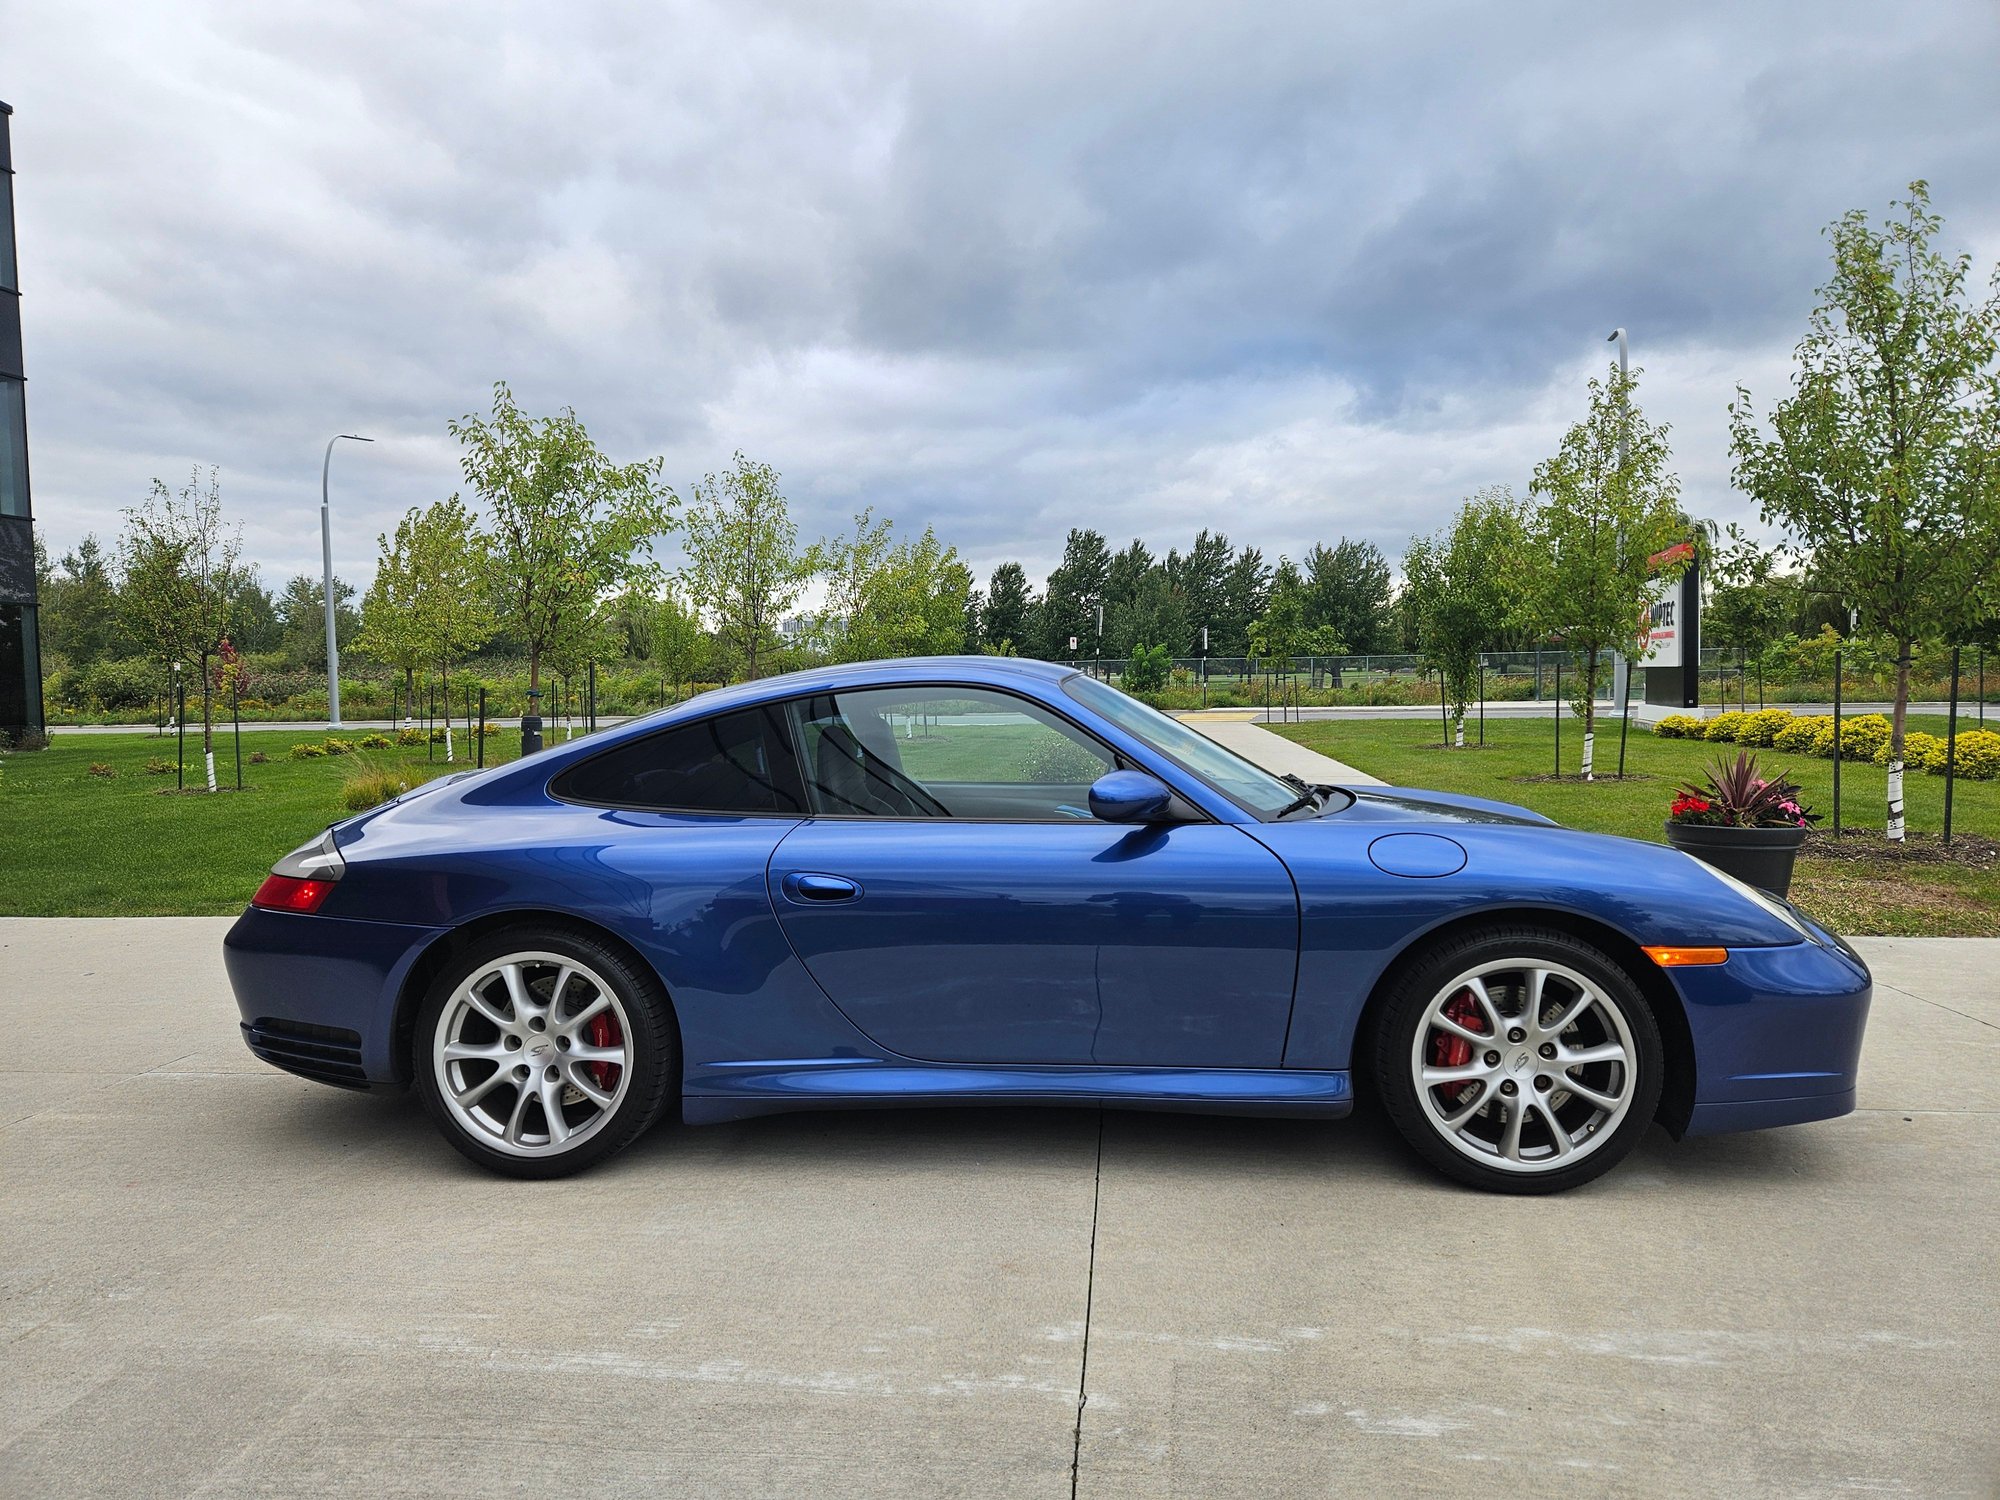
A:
[1370,925,1664,1194]
[412,925,678,1179]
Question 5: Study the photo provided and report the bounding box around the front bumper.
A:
[1672,933,1872,1137]
[223,906,445,1087]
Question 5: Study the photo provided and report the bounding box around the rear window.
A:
[551,705,806,814]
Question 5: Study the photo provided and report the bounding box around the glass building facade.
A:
[0,99,45,739]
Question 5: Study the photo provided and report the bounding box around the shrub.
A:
[341,769,408,812]
[1703,712,1749,742]
[143,757,174,776]
[1875,731,1943,772]
[480,722,499,736]
[396,727,427,746]
[1831,714,1892,762]
[1772,715,1829,754]
[248,750,269,765]
[290,743,328,760]
[1944,728,2000,780]
[87,761,116,779]
[80,656,163,711]
[1653,714,1705,739]
[1125,643,1172,693]
[322,737,356,756]
[357,733,394,750]
[1737,708,1795,747]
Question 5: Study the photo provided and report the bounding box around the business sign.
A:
[1641,540,1701,708]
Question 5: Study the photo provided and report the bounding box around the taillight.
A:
[253,830,345,913]
[251,874,337,913]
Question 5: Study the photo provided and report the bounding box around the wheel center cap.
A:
[525,1037,556,1062]
[1508,1049,1534,1075]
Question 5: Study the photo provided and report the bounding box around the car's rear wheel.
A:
[1371,927,1663,1194]
[413,927,676,1178]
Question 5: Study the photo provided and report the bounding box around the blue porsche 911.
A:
[225,656,1871,1192]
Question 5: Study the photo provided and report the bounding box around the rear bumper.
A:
[223,906,443,1086]
[1671,936,1871,1136]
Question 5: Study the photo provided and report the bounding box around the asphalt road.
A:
[2,920,1995,1498]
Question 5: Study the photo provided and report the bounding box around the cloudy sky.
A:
[8,0,2000,594]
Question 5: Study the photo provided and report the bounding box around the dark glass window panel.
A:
[551,704,804,814]
[0,379,26,519]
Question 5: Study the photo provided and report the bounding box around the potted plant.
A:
[1664,749,1818,897]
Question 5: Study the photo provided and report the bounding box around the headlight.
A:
[1696,860,1815,943]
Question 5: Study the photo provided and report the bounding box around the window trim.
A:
[777,680,1210,826]
[546,703,810,818]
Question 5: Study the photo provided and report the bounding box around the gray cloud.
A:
[9,0,1999,593]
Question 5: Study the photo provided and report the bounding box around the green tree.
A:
[1302,539,1396,654]
[1248,559,1308,666]
[276,573,358,671]
[1404,488,1525,748]
[451,382,674,724]
[410,496,495,758]
[1218,546,1272,656]
[679,452,812,680]
[1729,182,2000,840]
[1703,525,1797,668]
[1039,529,1112,658]
[1171,529,1235,653]
[1518,364,1687,779]
[39,534,120,670]
[356,510,427,714]
[116,469,242,791]
[815,511,972,661]
[980,562,1034,653]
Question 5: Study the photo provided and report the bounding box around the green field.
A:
[1272,713,2000,937]
[0,731,524,917]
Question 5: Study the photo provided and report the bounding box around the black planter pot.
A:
[1664,821,1807,898]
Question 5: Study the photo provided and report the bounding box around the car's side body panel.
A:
[764,818,1300,1067]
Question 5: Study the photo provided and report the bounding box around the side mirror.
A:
[1088,769,1175,824]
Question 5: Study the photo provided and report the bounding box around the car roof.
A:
[644,655,1078,721]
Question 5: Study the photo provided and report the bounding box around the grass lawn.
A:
[1272,713,2000,937]
[0,730,524,917]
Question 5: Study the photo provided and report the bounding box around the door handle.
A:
[781,872,863,904]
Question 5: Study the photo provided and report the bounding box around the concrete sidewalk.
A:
[1179,712,1386,786]
[2,919,1995,1497]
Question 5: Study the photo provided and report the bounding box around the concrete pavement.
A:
[2,920,1995,1497]
[1180,713,1386,786]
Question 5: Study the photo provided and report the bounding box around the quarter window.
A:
[792,686,1116,820]
[551,704,805,814]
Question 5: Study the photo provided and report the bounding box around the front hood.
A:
[1333,785,1557,827]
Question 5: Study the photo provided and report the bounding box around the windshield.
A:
[1061,675,1304,818]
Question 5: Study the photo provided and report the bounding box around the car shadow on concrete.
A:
[249,1080,1844,1196]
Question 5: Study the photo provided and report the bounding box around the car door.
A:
[765,683,1300,1067]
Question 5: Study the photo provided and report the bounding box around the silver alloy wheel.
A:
[1410,959,1638,1175]
[432,950,633,1158]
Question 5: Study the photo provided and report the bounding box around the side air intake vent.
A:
[243,1018,369,1090]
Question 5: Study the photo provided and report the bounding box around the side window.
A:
[794,687,1115,820]
[552,704,805,814]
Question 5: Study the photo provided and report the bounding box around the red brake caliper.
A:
[586,1011,622,1092]
[1431,989,1487,1105]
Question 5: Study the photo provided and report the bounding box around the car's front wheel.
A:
[1371,927,1664,1193]
[413,927,677,1178]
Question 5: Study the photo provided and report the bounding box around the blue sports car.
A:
[225,656,1871,1192]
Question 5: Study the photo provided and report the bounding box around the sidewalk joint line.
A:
[1069,1111,1105,1500]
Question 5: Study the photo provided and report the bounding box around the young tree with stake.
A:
[451,383,674,750]
[1404,488,1525,748]
[679,453,814,680]
[1518,366,1688,780]
[117,469,242,793]
[1730,182,2000,841]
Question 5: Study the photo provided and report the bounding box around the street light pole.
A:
[1604,327,1632,783]
[321,434,373,727]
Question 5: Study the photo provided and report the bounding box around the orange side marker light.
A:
[1642,945,1729,967]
